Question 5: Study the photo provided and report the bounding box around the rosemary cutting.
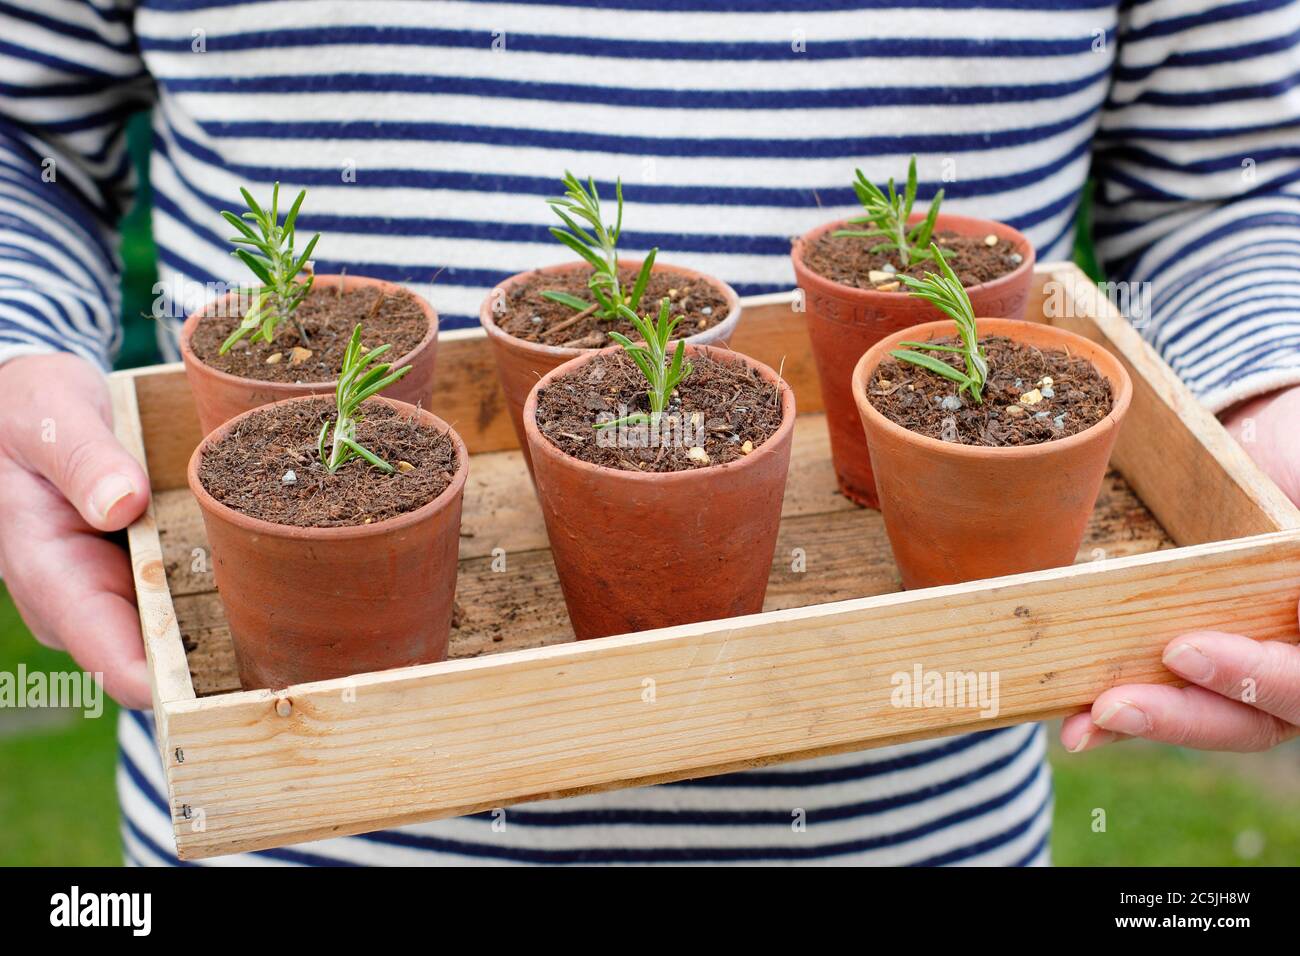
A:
[317,324,413,473]
[219,182,321,354]
[595,298,691,429]
[833,155,945,269]
[893,243,989,404]
[544,171,656,322]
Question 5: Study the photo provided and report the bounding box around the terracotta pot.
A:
[852,318,1132,590]
[187,396,468,689]
[792,213,1035,509]
[524,345,795,640]
[180,274,439,436]
[481,260,742,473]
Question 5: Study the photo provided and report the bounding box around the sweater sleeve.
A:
[0,0,152,370]
[1092,0,1300,412]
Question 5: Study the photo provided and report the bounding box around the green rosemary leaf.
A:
[222,210,259,239]
[889,349,973,387]
[896,341,967,354]
[239,187,265,221]
[628,249,656,312]
[832,227,889,239]
[548,227,606,271]
[606,330,638,351]
[903,156,918,219]
[282,188,306,235]
[233,249,274,285]
[541,290,592,312]
[339,437,395,473]
[908,189,944,248]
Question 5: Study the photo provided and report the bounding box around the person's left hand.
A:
[1061,384,1300,753]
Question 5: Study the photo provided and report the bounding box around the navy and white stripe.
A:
[3,0,1297,865]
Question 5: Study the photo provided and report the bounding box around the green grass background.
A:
[1,116,1296,866]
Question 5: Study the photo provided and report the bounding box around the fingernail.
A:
[1164,642,1214,682]
[91,474,136,522]
[1095,699,1149,735]
[1068,729,1094,753]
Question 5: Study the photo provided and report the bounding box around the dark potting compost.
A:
[198,398,458,527]
[535,351,784,472]
[494,267,729,348]
[868,335,1113,446]
[802,230,1023,292]
[190,283,429,384]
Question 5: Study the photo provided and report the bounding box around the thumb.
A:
[0,354,150,531]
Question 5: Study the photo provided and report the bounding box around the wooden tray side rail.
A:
[109,263,1300,859]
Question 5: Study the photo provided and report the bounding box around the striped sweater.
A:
[4,0,1298,865]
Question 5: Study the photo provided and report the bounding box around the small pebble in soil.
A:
[702,306,712,315]
[984,234,998,246]
[1010,253,1024,265]
[265,352,283,365]
[1054,413,1068,429]
[741,440,754,454]
[1041,386,1055,398]
[688,446,711,465]
[1019,388,1044,405]
[281,470,297,485]
[939,395,963,411]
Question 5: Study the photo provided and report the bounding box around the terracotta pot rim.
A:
[524,343,797,482]
[179,274,439,392]
[791,213,1036,301]
[478,259,742,359]
[851,317,1133,460]
[186,394,469,540]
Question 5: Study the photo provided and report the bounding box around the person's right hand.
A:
[0,353,153,708]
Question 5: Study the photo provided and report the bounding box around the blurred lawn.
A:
[1,115,1296,866]
[0,583,121,865]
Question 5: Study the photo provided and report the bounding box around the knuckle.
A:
[55,434,110,494]
[1248,718,1293,752]
[1250,642,1300,707]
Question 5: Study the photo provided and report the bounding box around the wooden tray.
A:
[110,262,1300,859]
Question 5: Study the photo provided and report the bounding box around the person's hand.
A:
[0,353,152,708]
[1062,384,1300,753]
